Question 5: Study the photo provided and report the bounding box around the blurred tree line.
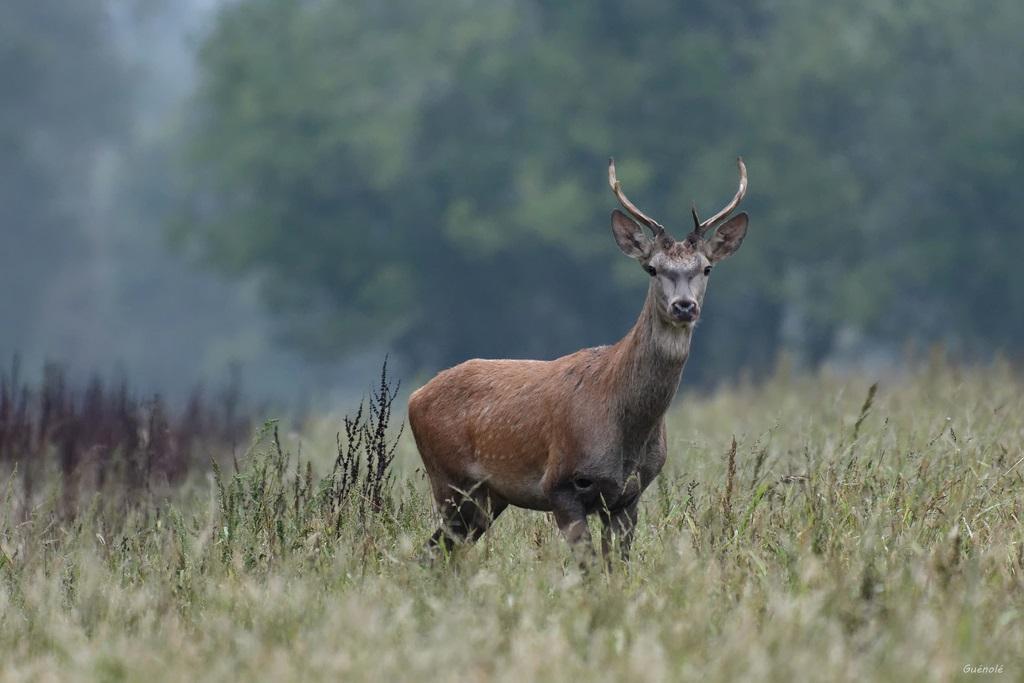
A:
[51,0,1024,384]
[0,0,347,401]
[180,0,1024,382]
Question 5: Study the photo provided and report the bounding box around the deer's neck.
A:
[607,282,692,437]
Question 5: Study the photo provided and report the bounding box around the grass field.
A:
[2,357,1023,682]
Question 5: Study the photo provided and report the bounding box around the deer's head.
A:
[608,157,748,327]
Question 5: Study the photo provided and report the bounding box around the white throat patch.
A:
[653,320,692,360]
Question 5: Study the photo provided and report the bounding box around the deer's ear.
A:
[706,212,748,262]
[611,210,653,260]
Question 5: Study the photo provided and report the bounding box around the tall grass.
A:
[0,360,251,519]
[1,357,1022,682]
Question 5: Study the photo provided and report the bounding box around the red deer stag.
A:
[409,157,749,564]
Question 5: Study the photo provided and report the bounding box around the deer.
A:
[408,156,749,566]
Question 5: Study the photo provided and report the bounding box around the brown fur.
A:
[409,279,689,561]
[409,160,749,563]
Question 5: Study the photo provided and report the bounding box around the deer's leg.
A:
[548,482,601,567]
[600,427,666,566]
[600,499,640,565]
[552,500,594,565]
[599,509,613,562]
[425,483,507,558]
[599,470,647,566]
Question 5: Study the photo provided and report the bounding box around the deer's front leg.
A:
[600,499,639,566]
[548,474,609,567]
[549,490,595,566]
[601,436,663,566]
[599,469,642,566]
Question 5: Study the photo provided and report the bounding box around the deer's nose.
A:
[670,298,699,322]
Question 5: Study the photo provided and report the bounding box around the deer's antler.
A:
[690,157,748,239]
[608,158,667,240]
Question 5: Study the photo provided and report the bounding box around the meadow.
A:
[1,356,1022,682]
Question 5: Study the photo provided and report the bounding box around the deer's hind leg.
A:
[424,476,508,558]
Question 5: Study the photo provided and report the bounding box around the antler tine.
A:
[691,157,748,238]
[608,157,666,239]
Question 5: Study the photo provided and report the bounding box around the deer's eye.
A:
[644,264,657,277]
[703,266,712,276]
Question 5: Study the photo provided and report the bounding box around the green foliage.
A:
[210,363,402,567]
[183,0,1024,378]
